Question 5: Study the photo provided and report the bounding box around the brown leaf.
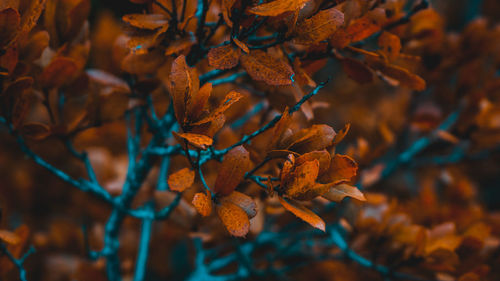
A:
[0,8,20,47]
[169,55,199,124]
[208,44,241,70]
[186,82,211,122]
[173,132,213,149]
[341,58,373,84]
[322,184,366,202]
[192,192,212,216]
[378,31,401,60]
[294,7,344,45]
[191,91,243,126]
[214,146,251,196]
[284,124,336,153]
[20,30,49,62]
[240,50,294,86]
[20,122,51,140]
[222,191,257,218]
[278,197,325,231]
[0,230,21,245]
[268,107,291,150]
[39,57,79,88]
[323,154,358,184]
[122,13,168,30]
[295,150,331,176]
[331,11,385,49]
[248,0,311,17]
[168,168,195,192]
[332,123,351,146]
[378,63,426,91]
[283,159,319,200]
[217,201,250,237]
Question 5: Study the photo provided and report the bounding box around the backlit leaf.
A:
[322,184,366,202]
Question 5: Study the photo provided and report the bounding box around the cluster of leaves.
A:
[1,0,500,280]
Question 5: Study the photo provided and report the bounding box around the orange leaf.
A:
[295,150,331,176]
[39,57,78,88]
[233,37,249,54]
[378,31,401,60]
[122,13,168,30]
[20,122,51,140]
[268,107,291,150]
[278,197,325,231]
[214,146,251,196]
[248,0,311,17]
[169,55,199,124]
[284,124,336,153]
[378,63,426,91]
[222,191,257,218]
[331,11,385,49]
[192,192,212,217]
[208,44,241,70]
[322,184,366,202]
[323,154,358,184]
[173,132,213,149]
[240,50,294,86]
[332,123,351,146]
[121,49,166,75]
[191,91,243,126]
[0,230,21,245]
[283,159,320,200]
[216,201,250,237]
[294,7,344,45]
[168,168,195,192]
[186,82,212,122]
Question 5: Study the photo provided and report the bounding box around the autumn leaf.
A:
[221,191,257,218]
[283,124,336,153]
[208,44,241,70]
[322,154,358,184]
[216,201,250,237]
[0,8,20,47]
[322,184,366,202]
[248,0,311,17]
[279,197,325,231]
[378,31,401,60]
[0,230,21,245]
[122,14,168,30]
[331,10,385,49]
[233,38,249,54]
[169,55,199,124]
[173,132,213,149]
[282,159,319,199]
[168,168,195,192]
[332,123,351,146]
[192,192,212,216]
[294,7,344,45]
[240,50,294,86]
[341,58,373,84]
[186,82,212,122]
[191,91,243,126]
[39,57,79,88]
[214,146,251,196]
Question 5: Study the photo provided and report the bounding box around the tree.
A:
[1,0,500,280]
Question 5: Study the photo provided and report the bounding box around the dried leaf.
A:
[278,197,325,231]
[341,58,373,84]
[240,50,294,86]
[332,123,351,146]
[173,132,213,149]
[168,168,195,192]
[233,37,249,54]
[378,31,401,60]
[323,154,358,184]
[0,8,20,47]
[285,124,336,153]
[214,146,251,196]
[283,159,320,200]
[248,0,310,17]
[191,91,243,126]
[169,55,199,124]
[217,201,250,237]
[268,107,291,150]
[331,11,385,49]
[0,230,21,245]
[295,150,331,176]
[122,13,168,30]
[294,7,344,45]
[222,191,257,218]
[186,82,212,122]
[192,192,212,216]
[322,184,366,202]
[208,44,241,70]
[39,57,79,88]
[20,122,51,140]
[121,49,165,75]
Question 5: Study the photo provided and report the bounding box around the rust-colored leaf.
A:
[278,197,325,231]
[322,184,366,202]
[169,55,199,124]
[284,124,336,153]
[341,58,373,84]
[240,50,294,86]
[323,154,358,184]
[214,146,251,196]
[233,37,249,54]
[192,192,212,217]
[208,44,241,70]
[168,168,195,192]
[39,57,79,88]
[191,91,243,126]
[378,31,401,60]
[20,122,51,140]
[222,191,257,218]
[217,201,250,237]
[0,8,20,47]
[295,150,331,176]
[331,11,385,49]
[283,159,319,200]
[122,13,168,30]
[186,82,212,122]
[248,0,310,17]
[332,123,351,146]
[294,7,344,45]
[173,132,213,149]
